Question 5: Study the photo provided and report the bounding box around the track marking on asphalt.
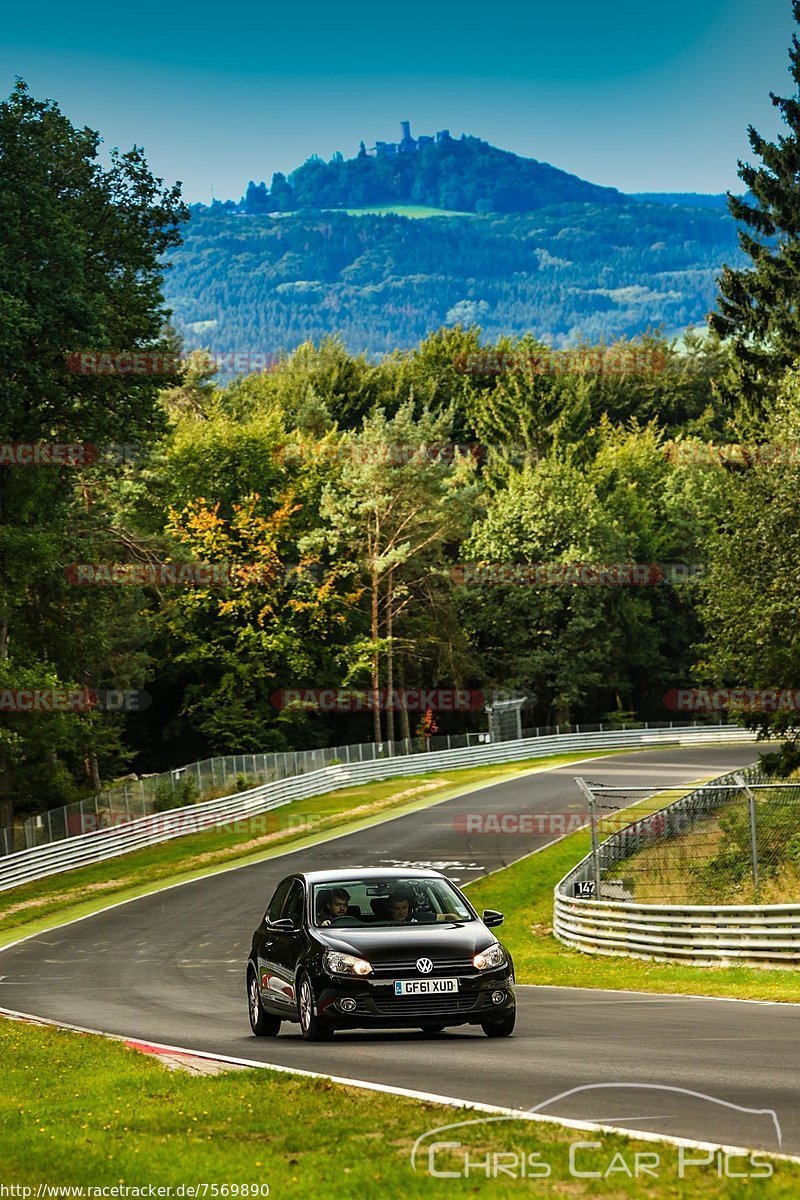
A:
[1,1003,797,1165]
[0,752,785,1023]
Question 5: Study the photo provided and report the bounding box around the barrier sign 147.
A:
[574,881,596,898]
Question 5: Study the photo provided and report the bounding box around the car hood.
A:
[315,923,496,961]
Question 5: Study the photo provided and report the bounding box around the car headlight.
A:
[472,942,506,970]
[324,950,373,976]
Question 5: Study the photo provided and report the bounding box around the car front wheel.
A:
[481,1009,516,1038]
[297,974,334,1042]
[247,969,281,1037]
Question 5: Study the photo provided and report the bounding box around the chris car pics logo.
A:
[410,1084,781,1182]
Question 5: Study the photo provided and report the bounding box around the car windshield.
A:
[312,877,474,928]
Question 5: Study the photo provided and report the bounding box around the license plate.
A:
[394,977,458,995]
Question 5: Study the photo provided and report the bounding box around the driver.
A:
[318,887,350,925]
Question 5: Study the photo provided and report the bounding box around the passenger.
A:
[387,888,415,923]
[319,887,350,925]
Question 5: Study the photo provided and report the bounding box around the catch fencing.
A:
[554,766,800,966]
[0,723,753,892]
[19,735,491,851]
[16,718,729,853]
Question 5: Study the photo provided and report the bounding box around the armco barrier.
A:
[553,894,800,966]
[552,763,800,968]
[0,725,755,893]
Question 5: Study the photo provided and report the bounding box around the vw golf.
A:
[246,867,516,1040]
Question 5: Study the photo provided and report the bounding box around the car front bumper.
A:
[312,967,516,1028]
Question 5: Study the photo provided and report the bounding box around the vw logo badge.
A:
[416,957,433,974]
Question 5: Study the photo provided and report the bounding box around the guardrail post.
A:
[734,772,760,894]
[576,777,602,897]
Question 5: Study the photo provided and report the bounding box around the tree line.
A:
[5,0,800,825]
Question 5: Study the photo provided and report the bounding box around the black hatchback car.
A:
[246,867,516,1040]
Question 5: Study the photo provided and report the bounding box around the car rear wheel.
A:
[247,970,281,1037]
[481,1009,516,1037]
[297,974,334,1042]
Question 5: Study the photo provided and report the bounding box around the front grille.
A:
[371,957,475,977]
[371,993,479,1015]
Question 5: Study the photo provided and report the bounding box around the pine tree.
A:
[710,0,800,412]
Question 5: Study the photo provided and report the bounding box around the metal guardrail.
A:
[20,734,492,851]
[0,724,755,893]
[17,718,726,853]
[553,893,800,966]
[553,763,800,967]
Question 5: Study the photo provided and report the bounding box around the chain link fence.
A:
[17,733,495,852]
[573,767,800,905]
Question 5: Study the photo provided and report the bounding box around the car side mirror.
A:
[268,917,296,933]
[482,909,504,928]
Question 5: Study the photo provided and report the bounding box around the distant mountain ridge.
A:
[239,122,628,215]
[630,192,733,210]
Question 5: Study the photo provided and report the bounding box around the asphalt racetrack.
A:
[3,743,797,1156]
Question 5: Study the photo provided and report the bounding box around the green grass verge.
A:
[1,1018,794,1195]
[465,786,800,1003]
[329,204,474,218]
[0,752,621,949]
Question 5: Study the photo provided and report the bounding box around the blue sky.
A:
[0,0,794,203]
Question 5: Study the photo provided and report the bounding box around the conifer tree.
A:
[710,0,800,412]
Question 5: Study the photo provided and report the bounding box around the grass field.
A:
[606,803,800,906]
[0,751,622,949]
[1,1016,795,1196]
[328,204,474,218]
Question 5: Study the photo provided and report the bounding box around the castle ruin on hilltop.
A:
[359,121,451,158]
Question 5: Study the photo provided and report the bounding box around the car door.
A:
[257,877,292,1012]
[261,878,305,1012]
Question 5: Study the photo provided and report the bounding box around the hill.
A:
[240,123,627,215]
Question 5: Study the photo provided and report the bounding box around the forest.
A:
[3,68,800,827]
[164,200,743,356]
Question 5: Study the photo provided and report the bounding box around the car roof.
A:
[295,867,449,884]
